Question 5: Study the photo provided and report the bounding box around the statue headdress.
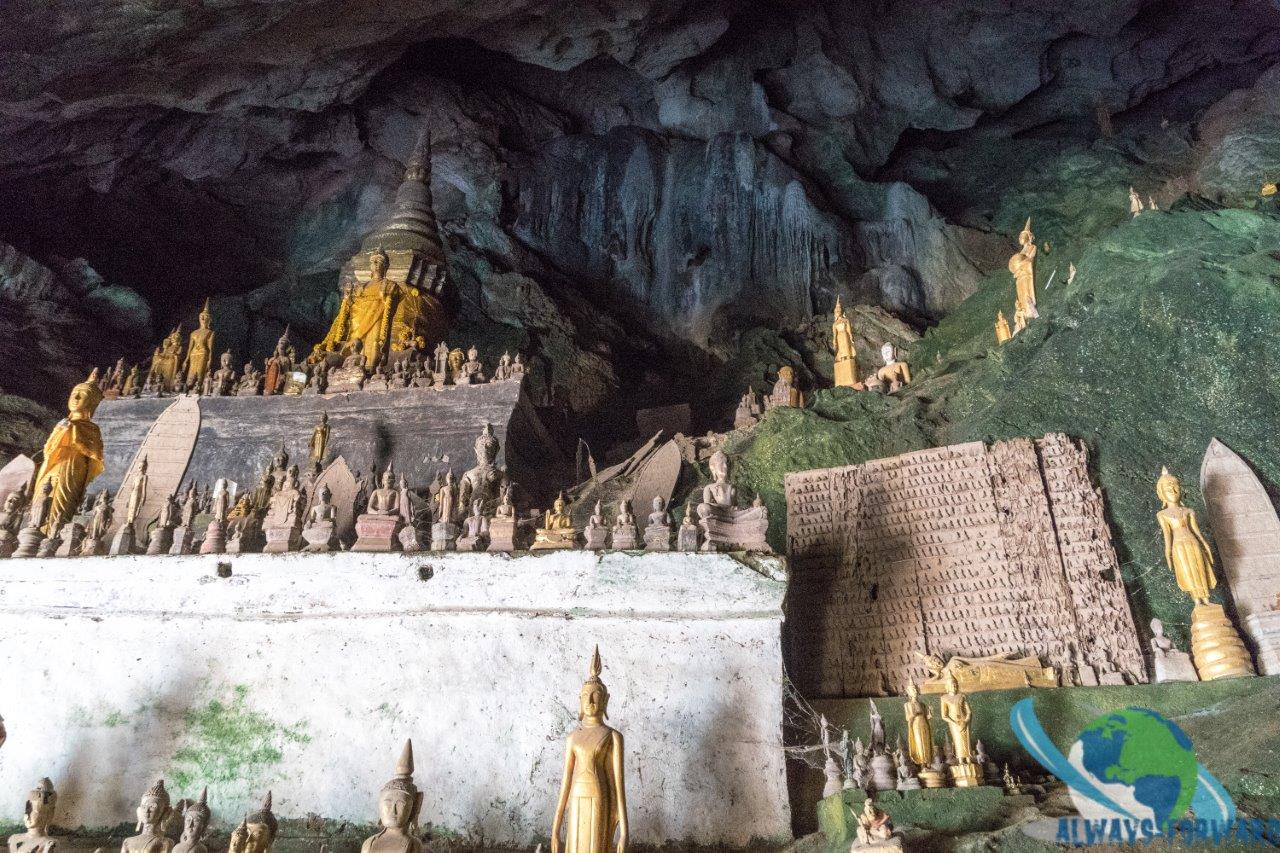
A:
[475,423,499,461]
[183,787,210,825]
[73,368,105,411]
[578,645,609,720]
[1156,466,1180,500]
[247,791,277,837]
[27,778,56,811]
[199,297,211,321]
[379,740,424,831]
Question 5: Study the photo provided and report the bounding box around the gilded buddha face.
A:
[370,251,389,279]
[943,672,960,696]
[182,807,208,842]
[1157,475,1182,506]
[906,682,919,701]
[67,382,101,419]
[377,789,413,830]
[579,681,608,721]
[137,794,168,829]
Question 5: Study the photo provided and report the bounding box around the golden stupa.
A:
[311,131,448,368]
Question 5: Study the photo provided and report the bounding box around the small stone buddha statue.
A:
[121,779,175,853]
[32,369,106,535]
[610,499,639,550]
[853,798,895,849]
[676,500,699,552]
[532,492,577,550]
[494,352,512,381]
[459,424,507,514]
[643,496,672,552]
[765,365,803,409]
[229,792,277,853]
[211,352,236,396]
[874,343,911,392]
[301,484,339,553]
[14,480,54,558]
[696,450,769,552]
[0,490,27,557]
[487,483,517,552]
[455,498,488,551]
[459,345,485,384]
[8,778,57,853]
[362,741,424,853]
[994,310,1012,344]
[354,468,403,552]
[550,647,628,853]
[173,789,210,853]
[583,501,608,550]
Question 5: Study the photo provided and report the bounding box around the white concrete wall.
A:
[0,551,790,847]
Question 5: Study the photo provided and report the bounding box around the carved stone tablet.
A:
[627,440,682,523]
[0,454,34,503]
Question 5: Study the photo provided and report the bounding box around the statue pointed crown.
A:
[184,787,211,823]
[73,368,105,410]
[583,645,606,690]
[1156,465,1180,497]
[247,790,277,835]
[143,779,171,808]
[381,739,419,795]
[475,422,499,459]
[199,297,211,321]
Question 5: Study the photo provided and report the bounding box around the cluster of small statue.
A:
[821,675,994,809]
[93,295,524,402]
[5,649,627,853]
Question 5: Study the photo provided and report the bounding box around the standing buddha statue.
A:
[1008,218,1038,320]
[310,412,330,471]
[994,311,1012,344]
[939,672,979,787]
[361,741,424,853]
[32,370,105,535]
[902,681,932,768]
[1155,467,1255,680]
[831,298,860,388]
[551,647,628,853]
[152,327,184,390]
[182,299,215,389]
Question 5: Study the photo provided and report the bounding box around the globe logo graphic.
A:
[1066,708,1199,829]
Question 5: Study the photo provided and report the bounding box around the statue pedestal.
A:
[918,768,948,788]
[895,775,921,791]
[611,526,639,550]
[677,524,699,552]
[399,524,424,553]
[263,523,302,554]
[227,521,263,554]
[13,526,46,559]
[168,525,195,556]
[0,531,15,558]
[851,836,903,852]
[950,762,982,788]
[326,368,365,394]
[1191,603,1256,680]
[199,521,227,554]
[583,525,608,550]
[352,514,402,552]
[643,525,672,552]
[869,753,895,792]
[834,356,860,389]
[432,522,460,552]
[108,526,135,557]
[697,506,770,552]
[487,517,516,552]
[301,521,337,553]
[54,522,85,558]
[146,526,174,555]
[36,535,60,558]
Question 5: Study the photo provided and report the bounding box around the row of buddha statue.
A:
[5,649,628,853]
[821,674,993,799]
[98,325,525,403]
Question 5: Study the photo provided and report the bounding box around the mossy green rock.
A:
[728,148,1280,648]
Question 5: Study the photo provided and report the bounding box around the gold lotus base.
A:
[918,769,949,788]
[1190,603,1256,680]
[950,762,982,788]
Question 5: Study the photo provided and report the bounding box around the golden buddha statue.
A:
[312,248,410,369]
[152,327,184,390]
[1008,218,1038,320]
[229,793,277,853]
[9,778,57,853]
[182,299,215,389]
[361,741,423,853]
[1155,468,1216,604]
[994,310,1012,344]
[1156,467,1256,680]
[831,298,859,388]
[939,672,980,787]
[533,492,577,550]
[173,789,210,853]
[902,681,932,768]
[551,647,628,853]
[121,779,174,853]
[33,370,105,534]
[309,412,330,470]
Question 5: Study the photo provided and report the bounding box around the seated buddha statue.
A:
[765,365,803,410]
[611,499,639,549]
[211,352,236,396]
[354,468,402,552]
[326,340,369,393]
[301,484,339,553]
[643,496,672,551]
[875,343,911,392]
[696,450,769,552]
[458,346,484,384]
[151,328,183,391]
[312,248,418,370]
[121,779,175,853]
[532,492,577,550]
[459,424,507,514]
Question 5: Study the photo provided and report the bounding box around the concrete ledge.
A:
[0,551,791,848]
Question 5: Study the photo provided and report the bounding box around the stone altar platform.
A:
[0,550,791,848]
[92,381,558,499]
